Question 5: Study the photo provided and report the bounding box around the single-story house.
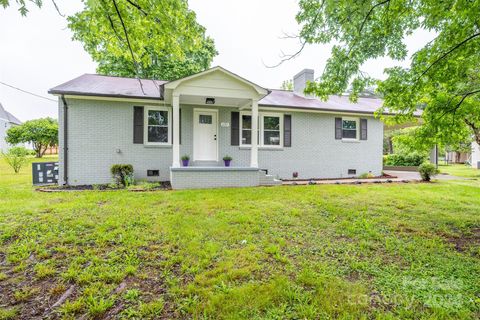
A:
[49,66,387,189]
[0,103,22,152]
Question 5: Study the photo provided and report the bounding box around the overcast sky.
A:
[0,0,435,122]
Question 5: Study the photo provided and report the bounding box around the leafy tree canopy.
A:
[68,0,217,80]
[295,0,480,146]
[2,0,217,80]
[6,118,58,158]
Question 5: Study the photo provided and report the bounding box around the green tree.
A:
[67,0,217,80]
[293,0,480,146]
[280,80,293,90]
[2,146,30,173]
[2,0,217,80]
[6,118,58,158]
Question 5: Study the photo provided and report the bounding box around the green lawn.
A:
[0,157,479,319]
[439,163,480,178]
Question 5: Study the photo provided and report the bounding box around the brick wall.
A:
[170,168,259,189]
[58,98,383,185]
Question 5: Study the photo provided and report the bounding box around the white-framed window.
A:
[341,117,359,140]
[144,106,171,145]
[240,112,283,147]
[240,112,252,145]
[261,113,283,146]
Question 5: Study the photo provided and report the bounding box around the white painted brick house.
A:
[49,66,387,189]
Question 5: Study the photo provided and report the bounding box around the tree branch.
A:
[266,0,325,68]
[265,41,307,68]
[125,0,148,16]
[436,88,480,121]
[51,0,64,17]
[414,32,480,83]
[453,88,480,111]
[358,0,390,37]
[465,118,480,145]
[111,0,145,94]
[347,0,391,56]
[99,0,123,42]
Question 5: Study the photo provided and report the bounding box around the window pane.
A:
[342,120,356,130]
[342,129,357,139]
[264,116,280,130]
[148,110,168,126]
[242,129,251,145]
[264,130,280,145]
[242,115,251,129]
[148,126,168,143]
[199,114,212,124]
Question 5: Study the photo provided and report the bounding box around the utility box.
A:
[32,162,59,185]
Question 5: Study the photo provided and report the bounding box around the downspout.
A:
[61,95,68,185]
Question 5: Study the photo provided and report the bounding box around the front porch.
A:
[170,166,261,189]
[162,67,272,189]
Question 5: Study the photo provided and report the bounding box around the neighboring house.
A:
[49,66,386,189]
[445,151,470,164]
[0,103,22,152]
[472,142,480,169]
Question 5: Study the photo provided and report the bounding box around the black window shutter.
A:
[133,106,144,144]
[360,118,368,140]
[231,111,240,146]
[284,114,292,147]
[335,117,342,140]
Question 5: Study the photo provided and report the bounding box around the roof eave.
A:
[48,90,164,101]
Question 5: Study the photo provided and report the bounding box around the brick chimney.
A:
[293,69,314,98]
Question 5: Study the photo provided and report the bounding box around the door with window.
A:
[193,110,217,161]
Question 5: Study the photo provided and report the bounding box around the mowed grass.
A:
[439,163,480,178]
[0,157,479,319]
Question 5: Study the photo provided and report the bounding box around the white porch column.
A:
[172,94,180,168]
[250,99,259,168]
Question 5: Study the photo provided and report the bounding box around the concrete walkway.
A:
[281,170,463,186]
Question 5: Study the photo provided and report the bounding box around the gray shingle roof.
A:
[260,89,384,114]
[0,103,22,125]
[49,73,391,115]
[49,74,166,100]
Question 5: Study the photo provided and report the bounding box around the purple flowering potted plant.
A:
[181,155,190,167]
[223,155,232,167]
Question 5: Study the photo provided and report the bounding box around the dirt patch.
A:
[441,228,480,254]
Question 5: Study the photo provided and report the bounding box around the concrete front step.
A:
[259,174,282,186]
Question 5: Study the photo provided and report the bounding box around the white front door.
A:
[193,110,218,161]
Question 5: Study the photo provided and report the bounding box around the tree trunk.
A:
[41,145,48,157]
[33,142,44,158]
[388,137,394,154]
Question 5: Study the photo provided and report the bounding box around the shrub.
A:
[358,172,374,179]
[418,163,439,181]
[110,164,134,187]
[383,152,427,166]
[2,146,30,173]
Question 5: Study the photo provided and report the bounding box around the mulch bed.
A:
[282,173,398,182]
[36,181,171,192]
